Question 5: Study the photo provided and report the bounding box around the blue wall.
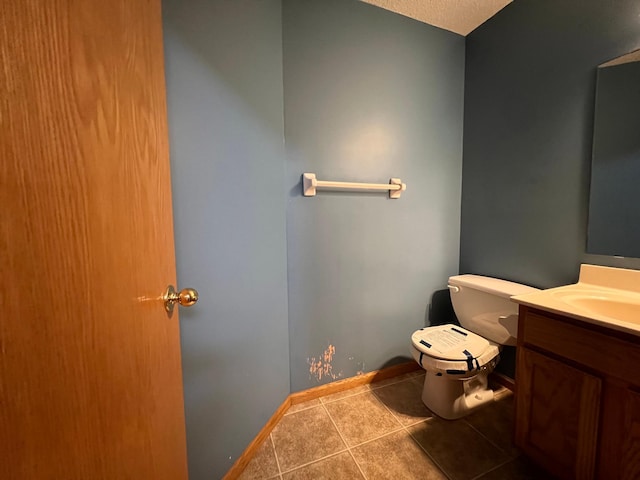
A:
[283,0,465,391]
[462,0,640,289]
[162,1,290,478]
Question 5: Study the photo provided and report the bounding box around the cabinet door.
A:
[515,348,601,480]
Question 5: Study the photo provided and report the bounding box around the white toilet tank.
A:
[448,275,539,346]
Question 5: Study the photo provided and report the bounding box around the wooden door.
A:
[515,347,601,480]
[0,1,188,479]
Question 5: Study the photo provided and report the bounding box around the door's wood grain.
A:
[621,388,640,480]
[515,347,600,479]
[0,0,188,478]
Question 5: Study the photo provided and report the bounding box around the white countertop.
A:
[511,264,640,337]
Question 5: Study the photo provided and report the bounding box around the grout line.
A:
[368,374,417,391]
[346,448,368,480]
[368,388,405,429]
[278,448,350,475]
[282,403,325,420]
[469,457,514,480]
[462,418,515,457]
[346,425,406,449]
[319,386,371,405]
[408,375,426,388]
[283,401,319,416]
[320,402,368,479]
[320,402,350,448]
[405,424,455,480]
[270,433,283,477]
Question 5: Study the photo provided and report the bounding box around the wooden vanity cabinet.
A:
[514,306,640,480]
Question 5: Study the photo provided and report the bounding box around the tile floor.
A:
[238,371,546,480]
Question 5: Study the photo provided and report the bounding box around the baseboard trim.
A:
[222,395,291,480]
[223,361,420,479]
[290,361,420,405]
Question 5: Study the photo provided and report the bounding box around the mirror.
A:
[587,49,640,258]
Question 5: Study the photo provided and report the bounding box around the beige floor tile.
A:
[408,417,510,480]
[323,391,402,446]
[238,437,280,480]
[272,406,346,472]
[282,452,364,480]
[286,398,321,415]
[319,384,370,404]
[240,375,527,480]
[474,456,548,479]
[372,378,435,426]
[351,430,447,480]
[464,391,519,457]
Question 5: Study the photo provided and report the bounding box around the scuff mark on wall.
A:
[349,356,365,376]
[307,344,342,382]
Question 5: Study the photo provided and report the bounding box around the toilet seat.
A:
[410,324,500,376]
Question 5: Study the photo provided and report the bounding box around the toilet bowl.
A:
[410,274,539,419]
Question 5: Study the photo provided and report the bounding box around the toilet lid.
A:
[411,324,491,361]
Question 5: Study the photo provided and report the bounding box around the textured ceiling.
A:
[361,0,512,36]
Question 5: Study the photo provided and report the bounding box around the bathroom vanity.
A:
[512,265,640,480]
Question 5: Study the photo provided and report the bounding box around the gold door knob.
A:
[164,285,199,314]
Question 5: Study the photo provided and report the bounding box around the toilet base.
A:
[421,371,494,420]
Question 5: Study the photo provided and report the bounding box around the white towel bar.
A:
[302,173,407,199]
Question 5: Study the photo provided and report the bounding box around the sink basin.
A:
[554,291,640,325]
[512,264,640,335]
[571,297,640,324]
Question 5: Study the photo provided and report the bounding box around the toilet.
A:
[410,274,539,419]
